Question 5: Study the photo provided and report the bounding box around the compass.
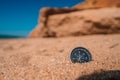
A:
[70,47,92,63]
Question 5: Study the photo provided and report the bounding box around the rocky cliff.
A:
[30,0,120,37]
[73,0,120,9]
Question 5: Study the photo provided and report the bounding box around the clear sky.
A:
[0,0,84,37]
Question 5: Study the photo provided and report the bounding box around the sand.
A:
[0,34,120,80]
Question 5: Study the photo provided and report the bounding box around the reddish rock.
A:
[30,8,120,37]
[46,8,120,37]
[30,8,78,37]
[73,0,120,9]
[30,0,120,38]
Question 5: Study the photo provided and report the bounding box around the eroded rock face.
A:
[30,8,79,37]
[73,0,120,9]
[30,0,120,38]
[30,8,120,37]
[46,8,120,37]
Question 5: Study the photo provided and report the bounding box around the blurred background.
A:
[0,0,84,38]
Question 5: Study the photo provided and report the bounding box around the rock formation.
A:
[73,0,120,9]
[30,0,120,37]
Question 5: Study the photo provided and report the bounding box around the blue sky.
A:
[0,0,84,37]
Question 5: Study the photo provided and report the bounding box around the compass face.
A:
[70,47,92,63]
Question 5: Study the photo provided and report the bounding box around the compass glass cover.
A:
[70,47,92,63]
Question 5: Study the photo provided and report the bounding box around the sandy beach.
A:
[0,34,120,80]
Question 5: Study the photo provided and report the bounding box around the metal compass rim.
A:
[70,47,92,63]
